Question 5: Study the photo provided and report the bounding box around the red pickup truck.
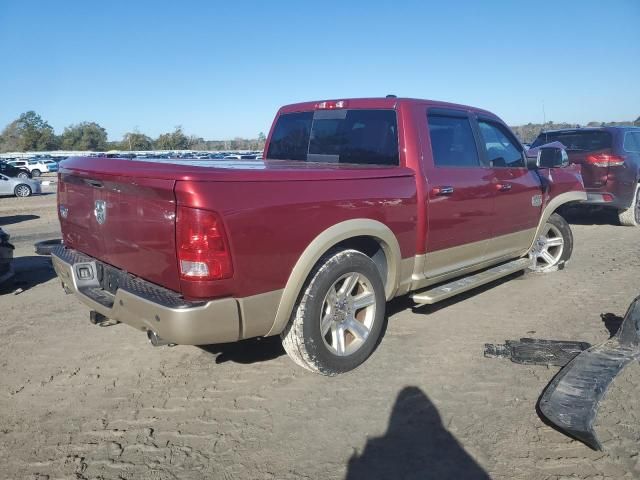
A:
[52,97,586,375]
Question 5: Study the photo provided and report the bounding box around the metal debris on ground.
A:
[484,338,591,366]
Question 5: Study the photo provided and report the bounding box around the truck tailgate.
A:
[58,171,181,292]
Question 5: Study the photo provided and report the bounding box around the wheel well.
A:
[333,236,388,287]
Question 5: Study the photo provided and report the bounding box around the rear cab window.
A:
[531,130,612,152]
[266,109,399,166]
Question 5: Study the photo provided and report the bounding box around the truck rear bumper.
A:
[51,246,242,345]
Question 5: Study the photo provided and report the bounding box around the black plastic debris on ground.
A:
[538,295,640,450]
[484,338,591,367]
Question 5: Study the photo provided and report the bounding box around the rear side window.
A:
[477,121,524,168]
[427,114,480,167]
[266,109,399,166]
[623,131,640,152]
[531,130,612,151]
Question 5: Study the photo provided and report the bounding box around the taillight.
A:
[585,153,625,167]
[176,206,233,280]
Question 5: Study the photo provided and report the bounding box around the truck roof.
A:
[278,97,498,118]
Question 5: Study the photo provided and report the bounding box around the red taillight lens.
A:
[176,206,233,280]
[585,153,625,167]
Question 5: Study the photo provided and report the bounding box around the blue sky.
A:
[1,0,638,141]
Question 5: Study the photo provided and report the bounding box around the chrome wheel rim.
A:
[529,224,564,271]
[15,185,30,197]
[320,272,377,356]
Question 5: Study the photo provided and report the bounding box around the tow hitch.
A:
[538,295,640,450]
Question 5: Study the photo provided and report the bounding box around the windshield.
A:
[267,109,399,166]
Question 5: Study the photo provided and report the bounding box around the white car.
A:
[7,159,49,177]
[0,174,42,197]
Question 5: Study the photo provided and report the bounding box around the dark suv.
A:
[531,127,640,226]
[0,161,31,179]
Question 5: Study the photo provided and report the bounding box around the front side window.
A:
[266,109,399,166]
[427,114,480,167]
[478,121,524,168]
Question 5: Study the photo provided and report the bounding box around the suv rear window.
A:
[267,109,399,166]
[531,130,612,151]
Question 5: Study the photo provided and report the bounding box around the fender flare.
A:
[266,219,402,336]
[528,191,586,251]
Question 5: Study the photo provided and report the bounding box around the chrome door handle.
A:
[496,183,512,192]
[433,186,454,196]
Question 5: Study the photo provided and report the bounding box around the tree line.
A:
[0,111,267,153]
[1,110,638,153]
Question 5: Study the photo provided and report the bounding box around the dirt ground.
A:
[1,186,639,480]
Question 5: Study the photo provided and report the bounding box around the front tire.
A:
[31,169,41,177]
[14,184,32,197]
[281,249,386,375]
[17,172,29,179]
[528,213,573,272]
[618,184,640,227]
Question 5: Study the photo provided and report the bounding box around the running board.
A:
[411,258,530,304]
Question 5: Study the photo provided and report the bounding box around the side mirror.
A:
[537,146,569,168]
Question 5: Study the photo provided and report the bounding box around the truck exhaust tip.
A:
[147,330,171,347]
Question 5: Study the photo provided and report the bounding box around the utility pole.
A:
[542,100,546,125]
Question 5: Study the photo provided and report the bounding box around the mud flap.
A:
[538,296,640,450]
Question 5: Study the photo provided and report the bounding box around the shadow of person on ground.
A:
[0,214,40,226]
[346,386,490,480]
[199,336,285,364]
[0,255,56,294]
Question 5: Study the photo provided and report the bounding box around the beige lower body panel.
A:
[407,229,536,293]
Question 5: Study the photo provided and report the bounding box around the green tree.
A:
[634,116,640,127]
[154,126,189,150]
[60,122,108,150]
[0,111,59,152]
[121,131,153,150]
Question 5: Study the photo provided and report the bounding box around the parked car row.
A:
[93,151,264,160]
[0,159,48,197]
[0,156,65,176]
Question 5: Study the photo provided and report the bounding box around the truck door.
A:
[421,108,496,278]
[473,117,542,259]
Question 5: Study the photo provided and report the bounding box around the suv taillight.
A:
[176,206,233,280]
[585,153,625,167]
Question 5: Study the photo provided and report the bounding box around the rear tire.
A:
[528,213,573,272]
[281,249,386,375]
[618,184,640,227]
[14,184,32,197]
[17,172,29,179]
